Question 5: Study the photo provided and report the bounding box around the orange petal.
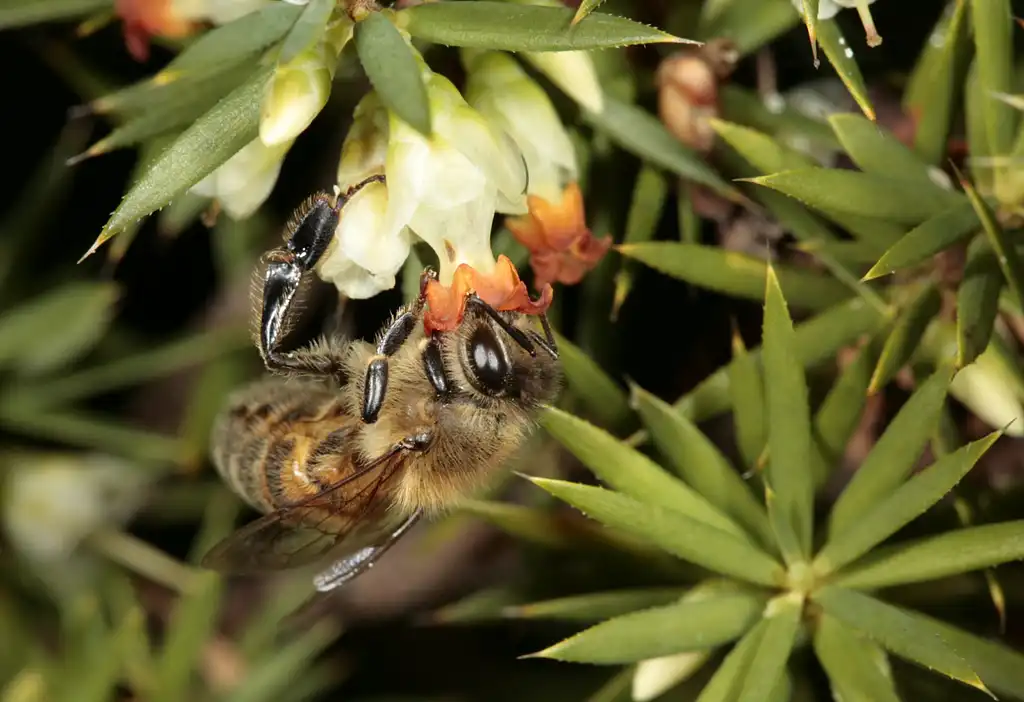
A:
[529,182,588,250]
[115,0,194,60]
[422,256,553,334]
[505,211,546,252]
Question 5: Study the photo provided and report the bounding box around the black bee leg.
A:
[361,268,438,424]
[534,313,559,359]
[258,176,387,377]
[422,333,451,398]
[465,294,538,358]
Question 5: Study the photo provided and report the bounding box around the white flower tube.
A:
[172,0,272,24]
[190,137,293,219]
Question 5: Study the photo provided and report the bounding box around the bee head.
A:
[444,309,562,411]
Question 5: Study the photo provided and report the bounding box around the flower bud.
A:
[259,17,352,147]
[3,453,150,565]
[632,653,710,702]
[656,38,738,153]
[190,137,293,219]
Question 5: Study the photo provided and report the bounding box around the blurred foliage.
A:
[3,0,1024,701]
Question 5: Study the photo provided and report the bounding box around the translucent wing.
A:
[201,446,410,575]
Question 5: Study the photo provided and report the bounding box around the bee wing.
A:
[201,446,410,574]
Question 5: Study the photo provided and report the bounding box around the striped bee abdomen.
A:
[210,379,356,513]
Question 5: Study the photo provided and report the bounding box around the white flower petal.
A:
[429,73,528,214]
[334,182,412,275]
[173,0,272,24]
[632,652,711,702]
[190,138,292,218]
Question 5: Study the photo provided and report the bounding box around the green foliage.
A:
[6,1,1024,701]
[529,275,1024,700]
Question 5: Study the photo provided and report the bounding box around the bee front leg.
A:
[361,268,439,424]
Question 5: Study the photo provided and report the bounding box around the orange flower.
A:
[115,0,195,61]
[505,182,612,290]
[423,255,553,334]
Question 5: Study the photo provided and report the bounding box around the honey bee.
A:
[201,177,562,591]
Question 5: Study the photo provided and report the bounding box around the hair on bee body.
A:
[203,182,562,590]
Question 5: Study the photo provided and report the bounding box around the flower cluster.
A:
[146,4,609,331]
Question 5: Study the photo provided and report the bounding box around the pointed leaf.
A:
[965,59,994,191]
[11,326,248,409]
[868,282,943,393]
[736,595,801,702]
[279,0,334,64]
[503,588,687,623]
[672,297,889,427]
[0,0,111,28]
[696,0,798,56]
[728,327,767,474]
[963,174,1024,315]
[0,282,119,375]
[91,61,257,119]
[397,2,693,51]
[584,95,735,197]
[529,590,768,663]
[798,0,820,66]
[711,118,814,173]
[813,614,901,702]
[554,332,631,429]
[746,168,964,225]
[631,384,773,549]
[813,587,990,695]
[529,477,783,587]
[834,520,1024,590]
[356,11,431,136]
[540,407,747,538]
[612,165,668,318]
[902,0,972,165]
[151,573,223,702]
[762,266,814,559]
[617,242,851,311]
[223,622,340,702]
[828,365,955,536]
[694,619,768,702]
[816,430,1001,573]
[77,67,257,160]
[571,0,606,24]
[816,19,874,120]
[829,112,935,182]
[864,198,981,279]
[161,3,303,75]
[912,608,1024,698]
[811,337,877,485]
[970,0,1016,157]
[94,66,272,247]
[718,85,840,150]
[957,237,1003,367]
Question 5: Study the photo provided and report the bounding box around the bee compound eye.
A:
[467,325,509,394]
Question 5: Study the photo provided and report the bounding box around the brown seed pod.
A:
[655,38,739,153]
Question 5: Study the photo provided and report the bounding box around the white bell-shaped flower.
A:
[172,0,272,24]
[318,50,530,299]
[190,137,293,219]
[463,50,577,204]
